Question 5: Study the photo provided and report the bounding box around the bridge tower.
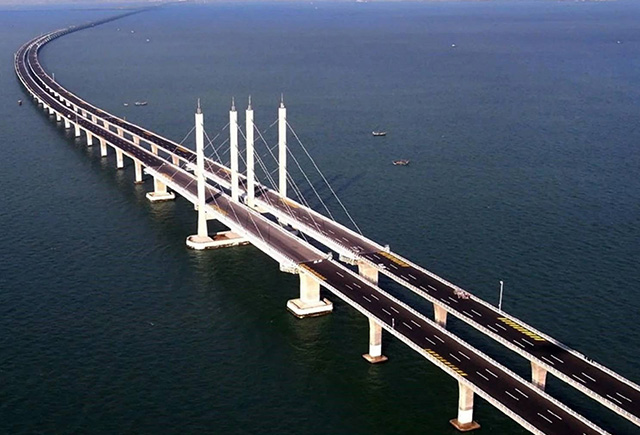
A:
[246,96,255,208]
[186,99,215,249]
[278,95,287,198]
[230,98,240,202]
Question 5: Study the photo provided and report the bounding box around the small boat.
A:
[392,159,410,166]
[134,101,147,106]
[18,99,22,106]
[123,103,129,107]
[372,131,387,137]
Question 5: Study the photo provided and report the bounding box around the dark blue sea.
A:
[1,1,639,433]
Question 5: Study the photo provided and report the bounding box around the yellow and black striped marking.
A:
[498,317,545,342]
[425,349,467,376]
[210,204,227,217]
[299,263,327,281]
[378,251,410,267]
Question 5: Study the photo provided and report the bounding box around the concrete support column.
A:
[286,271,333,318]
[115,148,124,169]
[363,318,387,364]
[116,127,123,137]
[172,155,180,166]
[134,160,143,184]
[86,130,93,146]
[246,97,255,208]
[151,144,158,155]
[55,112,61,122]
[278,96,287,198]
[230,99,239,202]
[133,136,140,145]
[74,122,81,138]
[64,118,71,129]
[434,304,448,327]
[99,138,107,157]
[450,381,480,431]
[146,175,175,202]
[531,361,548,390]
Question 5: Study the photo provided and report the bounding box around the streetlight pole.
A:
[498,280,504,312]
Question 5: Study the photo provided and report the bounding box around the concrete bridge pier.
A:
[358,262,379,285]
[133,135,140,145]
[86,130,93,146]
[99,137,107,157]
[434,304,448,327]
[115,148,124,169]
[450,381,481,432]
[134,160,144,184]
[287,271,333,318]
[55,112,61,122]
[64,117,71,129]
[531,361,547,390]
[146,175,175,202]
[117,127,123,137]
[363,318,388,363]
[74,122,81,138]
[151,143,158,155]
[172,154,180,166]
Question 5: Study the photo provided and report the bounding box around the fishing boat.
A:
[372,131,387,137]
[392,159,410,166]
[123,103,129,107]
[18,99,22,106]
[134,101,147,106]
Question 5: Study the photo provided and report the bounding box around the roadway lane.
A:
[304,259,605,435]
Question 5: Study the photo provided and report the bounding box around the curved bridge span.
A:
[14,8,638,434]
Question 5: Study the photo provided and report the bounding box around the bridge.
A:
[14,9,639,434]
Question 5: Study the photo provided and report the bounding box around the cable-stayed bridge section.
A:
[24,23,640,428]
[13,11,634,434]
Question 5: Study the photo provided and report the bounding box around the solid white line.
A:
[449,353,461,363]
[616,392,632,402]
[486,325,498,333]
[410,320,421,328]
[540,356,555,365]
[550,354,564,364]
[471,309,482,317]
[485,369,498,378]
[402,322,413,330]
[505,391,520,401]
[515,388,528,398]
[382,308,392,316]
[433,335,445,343]
[606,394,623,405]
[572,374,587,384]
[362,296,371,303]
[537,413,553,424]
[458,351,471,360]
[547,409,562,420]
[370,294,379,301]
[424,337,436,346]
[581,372,596,382]
[495,323,507,331]
[476,371,489,381]
[390,306,399,314]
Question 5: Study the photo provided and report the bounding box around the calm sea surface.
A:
[1,1,639,434]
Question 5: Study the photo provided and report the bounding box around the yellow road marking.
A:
[378,251,410,267]
[424,349,467,376]
[498,317,545,341]
[299,264,326,281]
